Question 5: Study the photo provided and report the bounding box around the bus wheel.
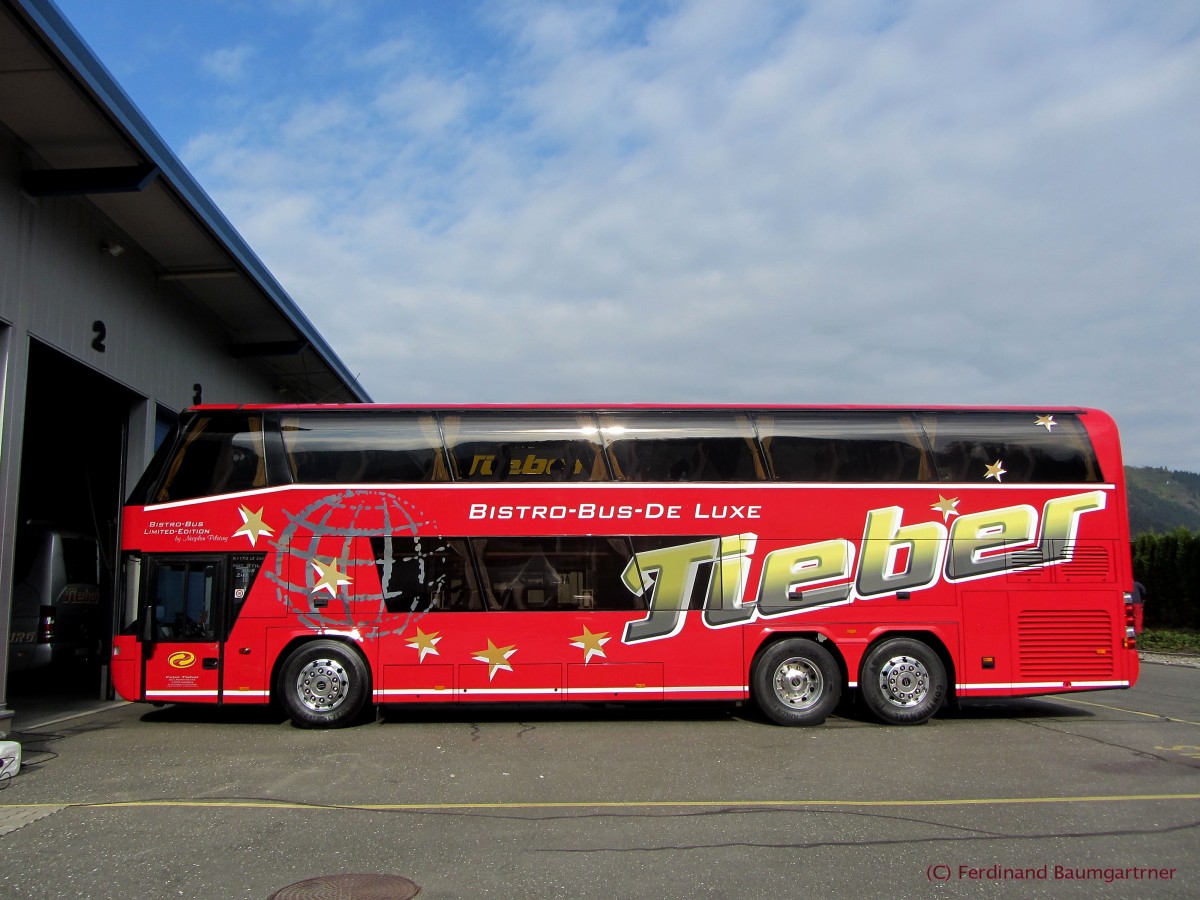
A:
[279,640,369,728]
[860,638,946,725]
[752,639,841,726]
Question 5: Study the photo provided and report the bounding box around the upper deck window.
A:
[922,412,1101,483]
[756,412,933,482]
[150,413,267,502]
[131,406,1107,501]
[281,413,448,483]
[443,413,607,482]
[599,412,765,482]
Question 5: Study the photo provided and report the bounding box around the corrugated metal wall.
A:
[0,125,293,715]
[1,136,281,414]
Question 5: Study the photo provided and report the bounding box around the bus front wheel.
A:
[752,638,842,726]
[860,638,946,725]
[278,640,369,728]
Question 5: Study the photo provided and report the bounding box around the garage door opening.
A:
[7,341,134,704]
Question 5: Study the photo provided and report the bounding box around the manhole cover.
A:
[270,873,420,900]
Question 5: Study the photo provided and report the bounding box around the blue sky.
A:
[53,0,1200,470]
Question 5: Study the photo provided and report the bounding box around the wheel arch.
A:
[270,634,373,703]
[750,629,849,690]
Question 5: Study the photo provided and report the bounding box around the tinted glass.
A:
[151,414,267,502]
[371,536,479,611]
[444,413,606,482]
[599,412,764,482]
[473,536,641,611]
[757,413,933,482]
[282,413,447,483]
[923,412,1101,483]
[150,560,218,641]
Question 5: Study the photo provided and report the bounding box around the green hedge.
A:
[1132,528,1200,629]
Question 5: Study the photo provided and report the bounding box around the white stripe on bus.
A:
[373,685,747,699]
[144,481,1118,510]
[956,680,1130,691]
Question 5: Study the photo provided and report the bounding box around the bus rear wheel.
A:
[279,640,369,728]
[860,638,946,725]
[752,638,841,726]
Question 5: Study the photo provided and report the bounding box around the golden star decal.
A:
[311,557,352,597]
[930,495,960,522]
[984,460,1007,482]
[472,639,517,680]
[406,628,442,663]
[1035,414,1057,432]
[569,626,610,664]
[233,505,273,546]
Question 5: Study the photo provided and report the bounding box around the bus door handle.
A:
[202,658,219,670]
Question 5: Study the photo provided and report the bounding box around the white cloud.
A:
[374,74,471,135]
[201,43,255,82]
[174,0,1199,468]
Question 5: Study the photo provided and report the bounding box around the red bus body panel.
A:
[115,471,1139,709]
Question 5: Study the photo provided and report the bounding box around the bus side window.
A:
[282,413,447,484]
[922,412,1101,484]
[445,413,607,482]
[155,414,267,501]
[472,536,641,611]
[210,434,265,495]
[757,413,933,483]
[600,412,765,482]
[371,537,481,613]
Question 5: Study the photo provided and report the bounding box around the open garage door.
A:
[6,340,135,706]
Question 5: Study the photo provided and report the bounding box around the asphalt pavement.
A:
[0,655,1197,899]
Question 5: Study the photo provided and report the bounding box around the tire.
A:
[752,638,842,726]
[278,640,370,728]
[860,638,946,725]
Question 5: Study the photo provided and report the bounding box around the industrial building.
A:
[0,0,369,731]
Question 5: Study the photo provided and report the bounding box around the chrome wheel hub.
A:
[772,657,823,710]
[877,655,929,707]
[295,658,349,712]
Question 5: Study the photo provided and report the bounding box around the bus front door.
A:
[139,556,226,704]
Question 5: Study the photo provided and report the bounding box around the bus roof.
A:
[183,402,1101,415]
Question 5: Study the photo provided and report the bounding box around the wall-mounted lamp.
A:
[101,241,125,257]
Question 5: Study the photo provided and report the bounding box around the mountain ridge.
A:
[1125,466,1200,536]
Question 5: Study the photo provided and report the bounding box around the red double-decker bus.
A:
[109,405,1139,728]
